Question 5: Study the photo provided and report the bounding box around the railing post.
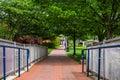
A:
[98,48,101,80]
[18,48,20,77]
[13,42,16,74]
[87,49,90,77]
[82,50,84,73]
[3,47,6,80]
[27,49,29,72]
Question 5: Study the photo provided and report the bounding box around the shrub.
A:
[42,42,55,48]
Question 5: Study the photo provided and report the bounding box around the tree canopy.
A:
[0,0,120,42]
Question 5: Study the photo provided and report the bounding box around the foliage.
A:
[32,0,87,41]
[82,0,120,41]
[53,37,60,46]
[42,42,55,48]
[42,37,60,48]
[0,0,120,44]
[0,0,57,41]
[0,0,35,40]
[0,23,10,39]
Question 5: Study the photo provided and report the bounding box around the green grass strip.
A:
[66,47,86,63]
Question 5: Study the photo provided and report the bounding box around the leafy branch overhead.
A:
[0,0,120,42]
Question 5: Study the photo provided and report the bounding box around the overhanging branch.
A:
[90,5,103,21]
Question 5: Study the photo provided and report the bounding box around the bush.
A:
[42,37,60,48]
[42,42,56,48]
[53,37,60,46]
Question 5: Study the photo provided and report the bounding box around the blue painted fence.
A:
[81,44,120,80]
[0,39,48,80]
[0,44,30,80]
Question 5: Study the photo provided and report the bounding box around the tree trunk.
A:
[106,27,113,40]
[73,30,76,56]
[98,36,103,42]
[66,38,69,52]
[13,33,20,41]
[98,34,104,42]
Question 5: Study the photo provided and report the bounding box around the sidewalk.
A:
[14,48,92,80]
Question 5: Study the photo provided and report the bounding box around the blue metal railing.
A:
[0,44,30,80]
[81,44,120,80]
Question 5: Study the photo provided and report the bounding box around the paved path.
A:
[15,49,92,80]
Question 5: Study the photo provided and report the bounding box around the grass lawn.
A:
[0,78,2,80]
[66,46,86,63]
[48,48,53,54]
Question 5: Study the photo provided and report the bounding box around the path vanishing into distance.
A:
[15,48,92,80]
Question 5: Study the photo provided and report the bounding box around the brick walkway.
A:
[14,49,92,80]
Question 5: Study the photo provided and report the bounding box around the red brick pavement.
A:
[14,49,92,80]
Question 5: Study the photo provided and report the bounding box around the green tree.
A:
[0,0,54,41]
[45,1,88,56]
[84,0,120,41]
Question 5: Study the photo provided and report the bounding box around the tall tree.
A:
[84,0,120,41]
[0,0,54,41]
[45,1,88,55]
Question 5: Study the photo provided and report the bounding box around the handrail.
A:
[81,44,120,80]
[0,44,30,80]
